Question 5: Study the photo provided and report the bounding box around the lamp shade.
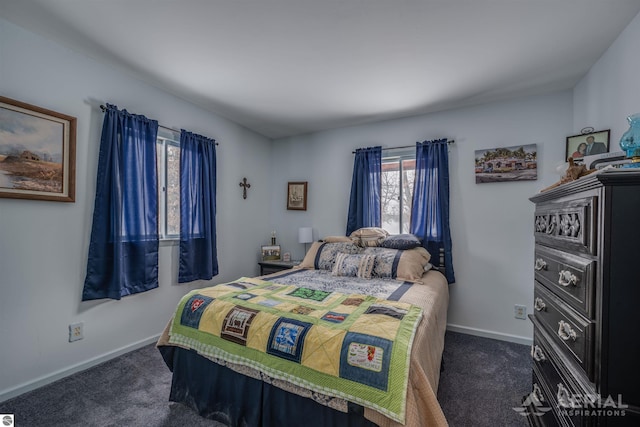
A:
[298,227,313,244]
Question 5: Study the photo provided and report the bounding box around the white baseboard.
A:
[447,323,533,346]
[0,327,530,403]
[0,334,161,403]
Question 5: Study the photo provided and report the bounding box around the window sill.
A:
[160,238,179,247]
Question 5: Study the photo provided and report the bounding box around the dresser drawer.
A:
[534,246,596,318]
[534,196,597,256]
[526,370,564,427]
[533,341,586,427]
[533,282,594,380]
[533,324,603,427]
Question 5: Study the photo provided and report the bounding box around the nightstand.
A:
[258,260,300,275]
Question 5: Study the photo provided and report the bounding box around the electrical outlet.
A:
[69,322,84,342]
[514,305,527,320]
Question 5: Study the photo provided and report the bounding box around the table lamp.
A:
[298,227,313,258]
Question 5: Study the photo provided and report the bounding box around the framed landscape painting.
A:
[0,96,76,202]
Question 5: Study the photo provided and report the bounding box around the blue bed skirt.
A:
[158,345,378,427]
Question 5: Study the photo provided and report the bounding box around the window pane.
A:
[401,159,415,233]
[381,157,416,235]
[381,160,400,234]
[166,144,181,236]
[156,141,165,237]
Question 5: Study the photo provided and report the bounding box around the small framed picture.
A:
[565,129,610,162]
[283,252,291,262]
[261,245,281,261]
[287,181,307,211]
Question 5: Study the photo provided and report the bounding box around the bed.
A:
[157,237,449,427]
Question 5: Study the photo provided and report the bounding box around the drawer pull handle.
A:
[534,297,546,312]
[558,270,578,287]
[557,383,571,408]
[531,345,546,362]
[534,258,547,271]
[532,383,545,403]
[558,320,577,341]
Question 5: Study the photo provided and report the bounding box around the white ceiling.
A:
[2,1,640,139]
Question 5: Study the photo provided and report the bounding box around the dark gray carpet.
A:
[0,331,531,426]
[437,332,531,426]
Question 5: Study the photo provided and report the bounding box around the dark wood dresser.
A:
[527,171,640,426]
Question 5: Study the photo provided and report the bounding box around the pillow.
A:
[331,252,376,279]
[298,241,323,269]
[349,227,389,247]
[322,236,353,243]
[380,234,422,250]
[363,246,431,281]
[298,241,364,270]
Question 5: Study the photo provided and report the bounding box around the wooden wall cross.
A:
[239,177,251,199]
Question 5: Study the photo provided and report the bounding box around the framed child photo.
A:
[261,245,281,261]
[565,129,610,162]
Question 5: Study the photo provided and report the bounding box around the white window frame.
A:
[157,130,180,241]
[381,152,415,235]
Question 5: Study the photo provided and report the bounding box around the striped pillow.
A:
[298,241,364,270]
[349,227,389,247]
[363,246,431,281]
[331,252,376,279]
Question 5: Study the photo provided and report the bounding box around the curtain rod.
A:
[352,140,454,154]
[99,105,219,146]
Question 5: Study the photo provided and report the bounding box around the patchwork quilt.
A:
[168,276,424,424]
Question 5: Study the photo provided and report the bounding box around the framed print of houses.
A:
[474,144,537,184]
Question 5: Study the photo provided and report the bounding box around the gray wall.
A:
[269,92,572,344]
[0,18,272,400]
[267,9,640,346]
[573,9,640,146]
[2,7,639,402]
